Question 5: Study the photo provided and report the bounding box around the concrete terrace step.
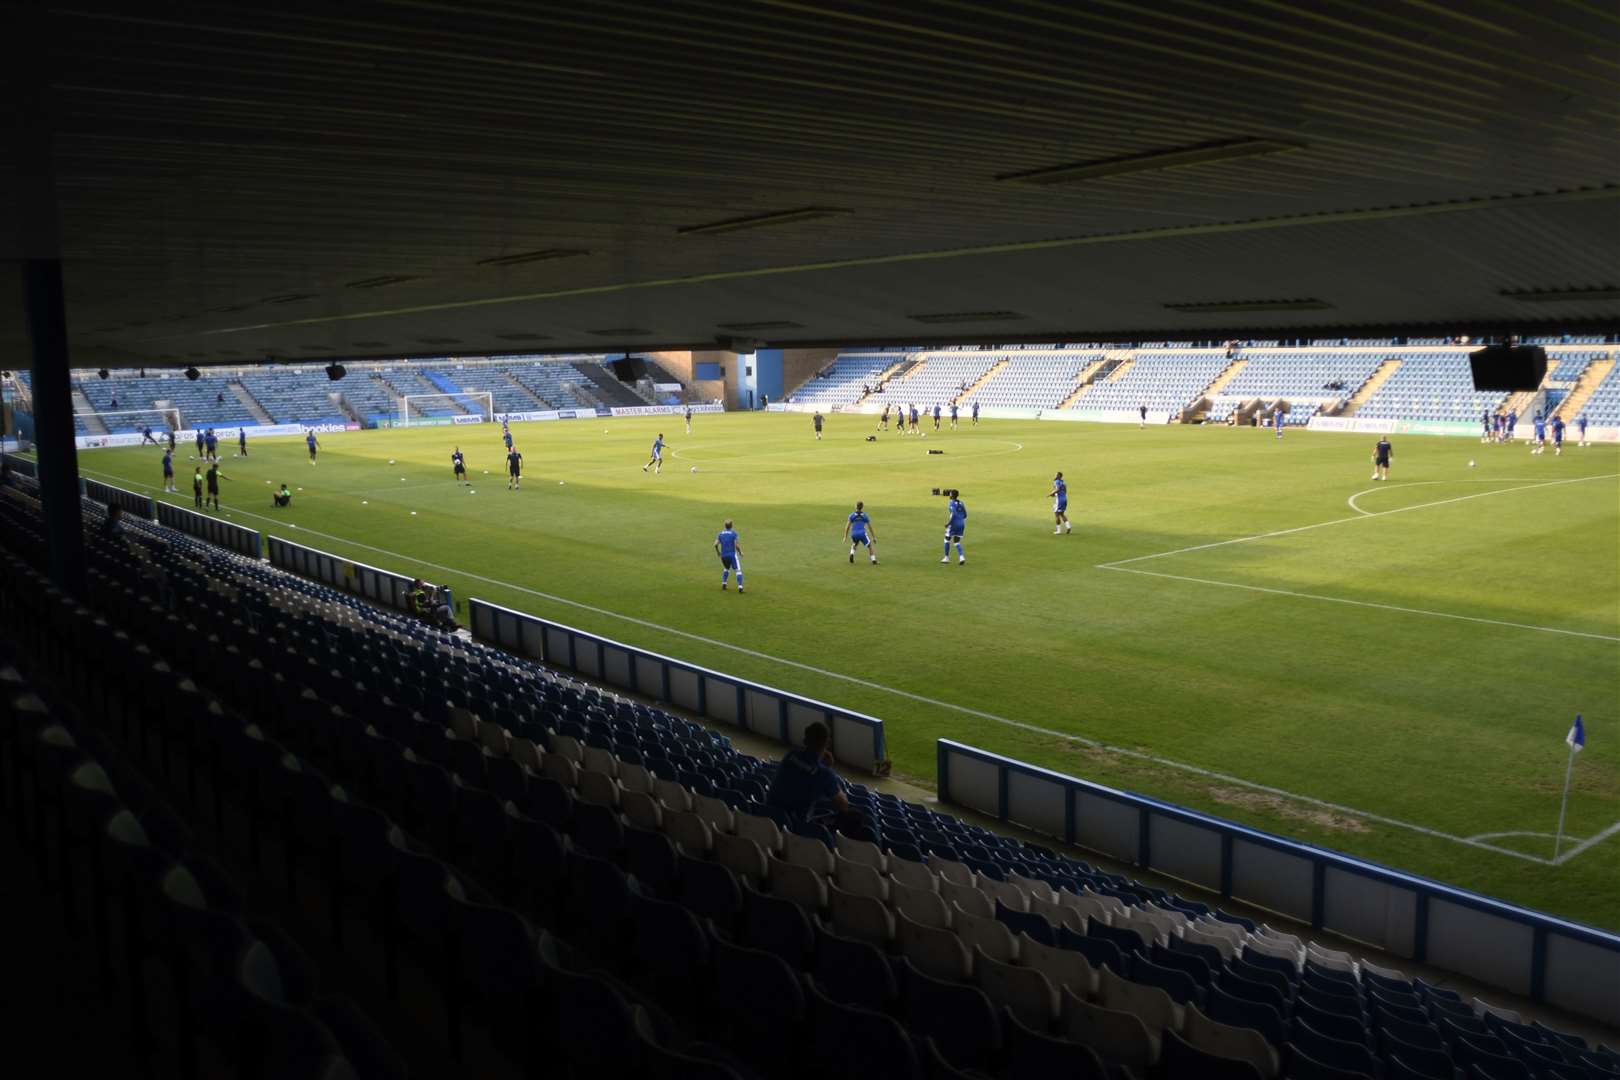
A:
[227,380,274,425]
[1555,358,1614,422]
[1338,357,1401,417]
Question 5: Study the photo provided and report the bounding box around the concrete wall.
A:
[644,349,728,407]
[782,348,841,400]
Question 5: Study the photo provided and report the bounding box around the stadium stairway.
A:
[71,385,109,435]
[570,362,647,408]
[1200,358,1249,399]
[1498,389,1538,420]
[501,373,550,409]
[228,380,275,425]
[1335,358,1401,417]
[1057,358,1113,409]
[952,357,1009,404]
[1555,359,1613,422]
[1103,357,1136,382]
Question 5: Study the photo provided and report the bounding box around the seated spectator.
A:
[766,722,874,841]
[272,483,291,508]
[408,578,428,618]
[101,504,126,541]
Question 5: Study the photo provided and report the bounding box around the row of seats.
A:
[0,593,404,1078]
[4,471,1615,1080]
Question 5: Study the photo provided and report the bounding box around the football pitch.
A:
[77,414,1620,930]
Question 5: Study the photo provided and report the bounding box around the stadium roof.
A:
[3,0,1618,367]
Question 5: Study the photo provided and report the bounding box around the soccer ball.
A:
[388,459,396,465]
[410,511,417,516]
[690,466,698,473]
[1468,460,1476,468]
[921,432,928,439]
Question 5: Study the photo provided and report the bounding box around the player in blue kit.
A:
[1506,410,1518,442]
[844,501,878,564]
[237,427,248,457]
[204,428,218,461]
[1531,413,1547,454]
[195,429,205,458]
[1049,472,1072,535]
[932,404,941,430]
[909,405,919,434]
[715,520,743,593]
[1273,407,1285,440]
[1481,409,1492,443]
[950,402,959,429]
[1552,415,1565,455]
[161,448,176,493]
[451,447,467,482]
[1578,415,1588,446]
[502,423,514,453]
[971,400,979,426]
[941,493,967,565]
[306,429,320,464]
[684,404,693,434]
[642,433,665,474]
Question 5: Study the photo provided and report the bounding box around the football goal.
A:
[396,391,494,427]
[81,407,183,438]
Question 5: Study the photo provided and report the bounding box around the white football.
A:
[469,489,476,494]
[410,511,417,516]
[558,480,565,485]
[361,500,368,505]
[388,459,396,464]
[690,466,698,473]
[1469,460,1476,467]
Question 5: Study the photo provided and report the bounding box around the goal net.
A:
[80,407,183,438]
[397,391,494,428]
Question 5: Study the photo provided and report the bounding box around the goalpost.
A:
[397,391,494,428]
[82,407,183,438]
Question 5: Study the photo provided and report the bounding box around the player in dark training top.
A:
[1371,436,1393,481]
[204,462,229,510]
[942,494,967,565]
[306,430,320,464]
[452,447,467,482]
[1552,415,1565,456]
[506,447,523,489]
[813,411,824,440]
[844,501,878,564]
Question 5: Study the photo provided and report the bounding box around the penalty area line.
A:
[71,465,1559,865]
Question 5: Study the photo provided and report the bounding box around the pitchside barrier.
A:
[937,739,1620,1028]
[467,598,889,774]
[266,535,423,616]
[156,502,263,560]
[81,478,157,522]
[1,452,37,478]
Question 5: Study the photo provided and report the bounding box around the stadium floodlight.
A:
[325,363,347,381]
[184,367,201,381]
[397,391,494,428]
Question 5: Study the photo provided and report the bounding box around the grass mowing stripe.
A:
[68,459,1590,866]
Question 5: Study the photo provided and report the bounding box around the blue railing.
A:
[468,598,888,773]
[82,478,156,522]
[156,501,262,560]
[265,535,426,616]
[936,739,1620,1028]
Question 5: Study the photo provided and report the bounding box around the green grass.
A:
[81,415,1620,929]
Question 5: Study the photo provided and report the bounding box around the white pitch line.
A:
[68,465,1572,865]
[1553,819,1620,865]
[1103,473,1618,567]
[1345,477,1581,517]
[1100,564,1620,642]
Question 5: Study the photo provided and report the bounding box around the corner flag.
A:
[1554,714,1586,859]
